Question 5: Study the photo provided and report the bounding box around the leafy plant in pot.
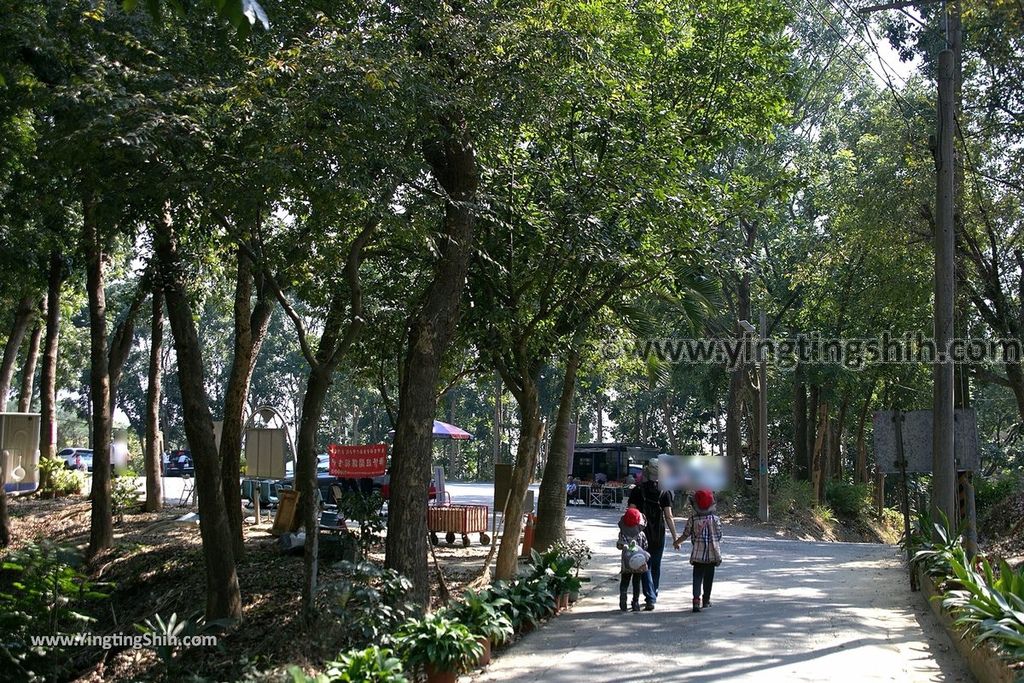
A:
[396,612,483,683]
[549,539,592,602]
[529,549,582,609]
[447,590,514,665]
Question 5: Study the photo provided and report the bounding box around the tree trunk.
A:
[220,250,274,560]
[831,395,850,480]
[154,205,242,621]
[17,314,43,413]
[811,402,829,503]
[726,368,745,484]
[533,349,579,552]
[144,290,164,512]
[495,373,544,580]
[855,393,871,484]
[85,199,113,559]
[297,363,334,620]
[107,277,149,421]
[38,253,63,491]
[0,295,36,410]
[0,469,8,546]
[807,384,819,480]
[793,369,809,480]
[385,128,477,609]
[661,392,681,455]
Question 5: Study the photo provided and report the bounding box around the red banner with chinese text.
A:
[327,443,388,477]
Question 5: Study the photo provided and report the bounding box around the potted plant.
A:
[549,539,591,603]
[529,549,581,610]
[316,645,408,683]
[447,590,514,666]
[396,612,483,683]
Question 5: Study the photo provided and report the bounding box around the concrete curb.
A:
[918,569,1023,683]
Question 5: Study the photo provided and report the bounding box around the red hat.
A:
[623,508,642,527]
[694,489,715,511]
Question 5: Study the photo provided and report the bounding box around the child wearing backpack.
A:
[617,507,655,612]
[674,489,723,613]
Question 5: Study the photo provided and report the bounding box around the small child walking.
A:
[674,489,723,613]
[616,507,655,612]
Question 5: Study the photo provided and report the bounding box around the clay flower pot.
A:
[477,636,492,666]
[425,664,458,683]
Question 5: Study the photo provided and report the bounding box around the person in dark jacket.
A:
[627,458,680,604]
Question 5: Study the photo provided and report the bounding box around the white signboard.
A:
[244,427,287,479]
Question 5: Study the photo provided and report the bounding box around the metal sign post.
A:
[892,411,917,591]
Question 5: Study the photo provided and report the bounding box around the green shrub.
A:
[771,475,815,513]
[319,561,417,649]
[939,553,1024,661]
[825,480,872,518]
[909,510,966,577]
[134,611,229,675]
[487,577,555,631]
[0,541,110,681]
[446,590,513,646]
[975,473,1020,516]
[548,538,591,577]
[336,492,386,554]
[287,645,409,683]
[880,507,902,531]
[38,457,83,497]
[112,469,141,521]
[811,504,836,526]
[396,613,482,675]
[527,548,582,598]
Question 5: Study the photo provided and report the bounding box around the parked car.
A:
[60,447,93,472]
[284,454,330,478]
[163,450,194,476]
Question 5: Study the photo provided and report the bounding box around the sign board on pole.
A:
[873,409,980,474]
[433,465,446,504]
[327,443,387,478]
[244,428,287,479]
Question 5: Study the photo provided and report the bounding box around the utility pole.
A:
[933,46,957,529]
[859,0,961,530]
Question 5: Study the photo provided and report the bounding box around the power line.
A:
[795,0,917,123]
[828,0,913,90]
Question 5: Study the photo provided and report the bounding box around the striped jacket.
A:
[681,511,723,566]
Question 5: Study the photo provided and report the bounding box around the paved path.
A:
[476,509,971,683]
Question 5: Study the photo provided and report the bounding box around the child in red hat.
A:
[674,489,723,613]
[616,507,655,612]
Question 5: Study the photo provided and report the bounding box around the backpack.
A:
[625,540,649,573]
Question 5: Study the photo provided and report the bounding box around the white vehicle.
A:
[59,447,93,472]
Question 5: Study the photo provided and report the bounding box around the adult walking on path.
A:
[476,516,970,682]
[627,458,679,605]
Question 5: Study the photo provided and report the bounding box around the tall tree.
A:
[144,289,163,512]
[154,205,242,620]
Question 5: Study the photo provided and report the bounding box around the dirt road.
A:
[476,510,970,682]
